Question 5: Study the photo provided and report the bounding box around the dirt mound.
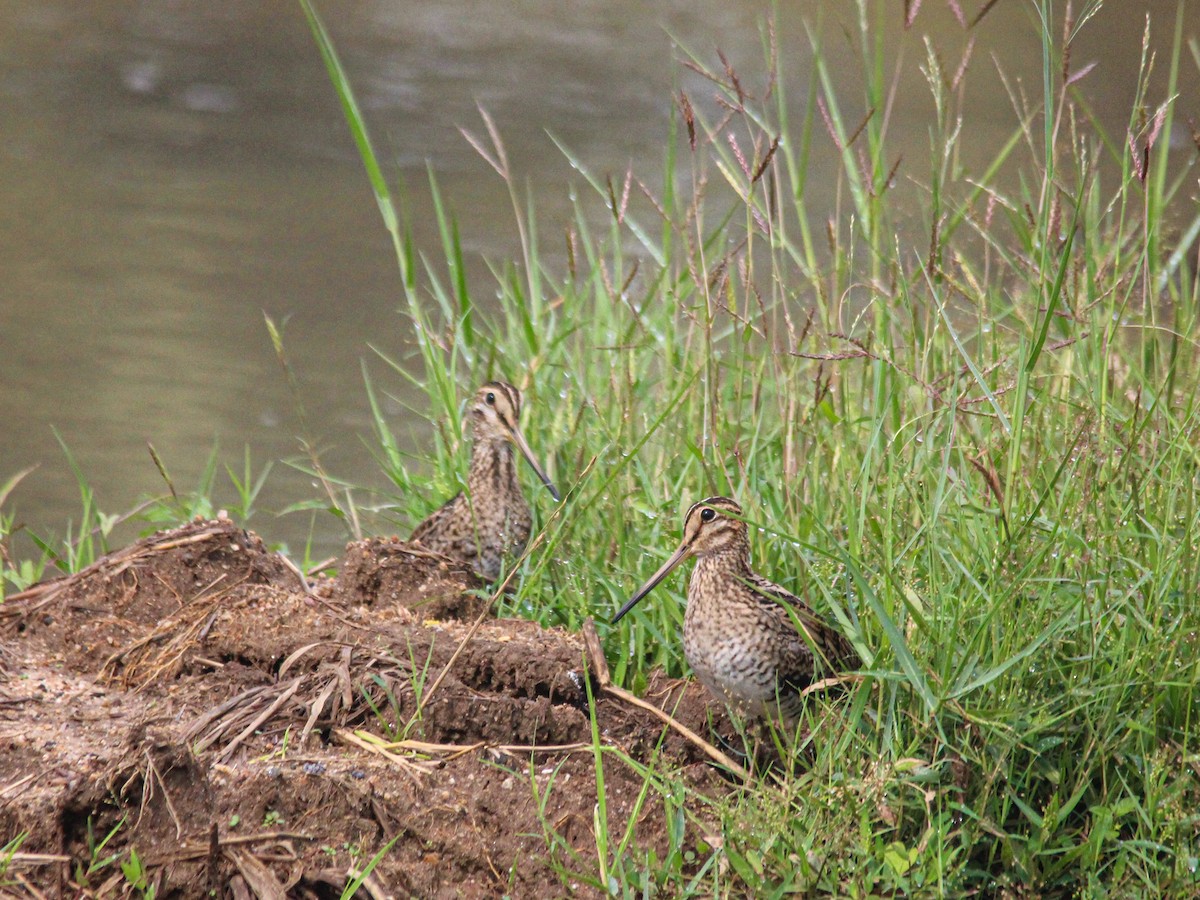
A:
[331,536,488,621]
[1,518,730,897]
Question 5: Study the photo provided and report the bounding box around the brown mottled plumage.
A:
[613,496,858,721]
[410,382,560,581]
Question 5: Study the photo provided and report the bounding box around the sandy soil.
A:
[0,518,731,898]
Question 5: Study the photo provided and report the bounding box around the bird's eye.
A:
[485,392,496,405]
[700,508,716,522]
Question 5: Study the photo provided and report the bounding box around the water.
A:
[1,0,1195,558]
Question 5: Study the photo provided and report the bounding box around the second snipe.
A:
[410,381,560,580]
[613,496,859,723]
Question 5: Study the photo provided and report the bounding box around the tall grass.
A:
[298,0,1200,890]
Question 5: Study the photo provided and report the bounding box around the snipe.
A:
[613,496,858,722]
[410,381,560,580]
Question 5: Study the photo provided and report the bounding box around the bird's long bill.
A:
[509,423,562,502]
[611,542,691,624]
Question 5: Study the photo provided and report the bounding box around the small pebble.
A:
[350,769,366,780]
[303,762,326,775]
[266,765,281,778]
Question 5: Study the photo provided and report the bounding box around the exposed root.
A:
[582,617,751,781]
[101,579,253,688]
[185,645,428,759]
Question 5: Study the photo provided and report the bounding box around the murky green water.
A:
[1,1,1195,557]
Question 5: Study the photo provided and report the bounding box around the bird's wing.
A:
[410,492,475,561]
[743,574,860,680]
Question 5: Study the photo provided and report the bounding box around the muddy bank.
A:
[1,518,729,897]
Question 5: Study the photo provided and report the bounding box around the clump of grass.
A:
[141,442,274,530]
[1,434,134,586]
[0,435,285,595]
[0,468,45,598]
[301,0,1200,888]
